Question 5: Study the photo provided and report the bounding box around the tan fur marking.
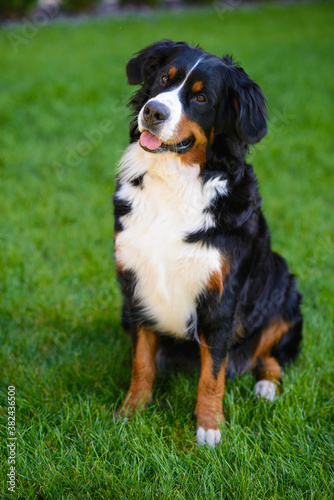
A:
[168,115,208,166]
[195,337,227,430]
[114,234,125,272]
[119,327,158,415]
[171,120,216,167]
[207,259,230,297]
[115,258,124,273]
[168,66,177,79]
[256,356,282,382]
[233,320,244,343]
[175,115,208,145]
[253,318,291,361]
[252,318,291,382]
[183,116,207,144]
[207,270,223,296]
[192,81,204,93]
[209,127,215,145]
[181,144,207,166]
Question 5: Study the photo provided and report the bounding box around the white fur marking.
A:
[196,426,221,448]
[254,380,277,401]
[138,58,203,142]
[139,86,182,143]
[116,143,228,338]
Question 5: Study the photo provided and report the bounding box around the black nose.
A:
[143,101,170,127]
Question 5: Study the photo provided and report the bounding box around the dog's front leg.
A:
[195,335,227,448]
[119,326,158,417]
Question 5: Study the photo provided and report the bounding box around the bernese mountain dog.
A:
[113,40,302,448]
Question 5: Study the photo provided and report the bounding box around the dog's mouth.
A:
[139,130,195,154]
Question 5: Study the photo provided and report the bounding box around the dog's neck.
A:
[118,141,202,184]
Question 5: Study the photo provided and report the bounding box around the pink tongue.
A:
[140,131,162,150]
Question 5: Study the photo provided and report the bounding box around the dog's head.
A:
[126,40,268,164]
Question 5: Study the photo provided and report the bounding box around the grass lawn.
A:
[0,2,333,498]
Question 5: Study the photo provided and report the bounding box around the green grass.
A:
[0,2,333,499]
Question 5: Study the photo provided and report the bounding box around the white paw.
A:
[254,380,277,402]
[196,426,221,449]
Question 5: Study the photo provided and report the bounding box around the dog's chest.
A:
[115,159,227,338]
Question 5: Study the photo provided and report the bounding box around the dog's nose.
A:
[143,101,170,127]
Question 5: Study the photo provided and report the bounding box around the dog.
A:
[113,40,302,448]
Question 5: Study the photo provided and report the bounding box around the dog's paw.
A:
[254,380,277,402]
[196,426,221,449]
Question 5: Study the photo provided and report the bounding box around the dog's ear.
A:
[219,57,268,145]
[126,40,189,85]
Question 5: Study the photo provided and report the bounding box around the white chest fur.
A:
[115,143,228,338]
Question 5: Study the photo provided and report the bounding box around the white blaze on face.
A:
[138,58,203,143]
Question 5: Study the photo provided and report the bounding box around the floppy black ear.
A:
[126,40,189,85]
[220,58,268,145]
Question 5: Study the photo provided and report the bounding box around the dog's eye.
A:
[161,75,168,85]
[196,94,206,103]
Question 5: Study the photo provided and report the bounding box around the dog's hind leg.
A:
[253,316,302,401]
[254,355,282,401]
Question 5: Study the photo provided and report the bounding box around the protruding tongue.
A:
[140,131,162,151]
